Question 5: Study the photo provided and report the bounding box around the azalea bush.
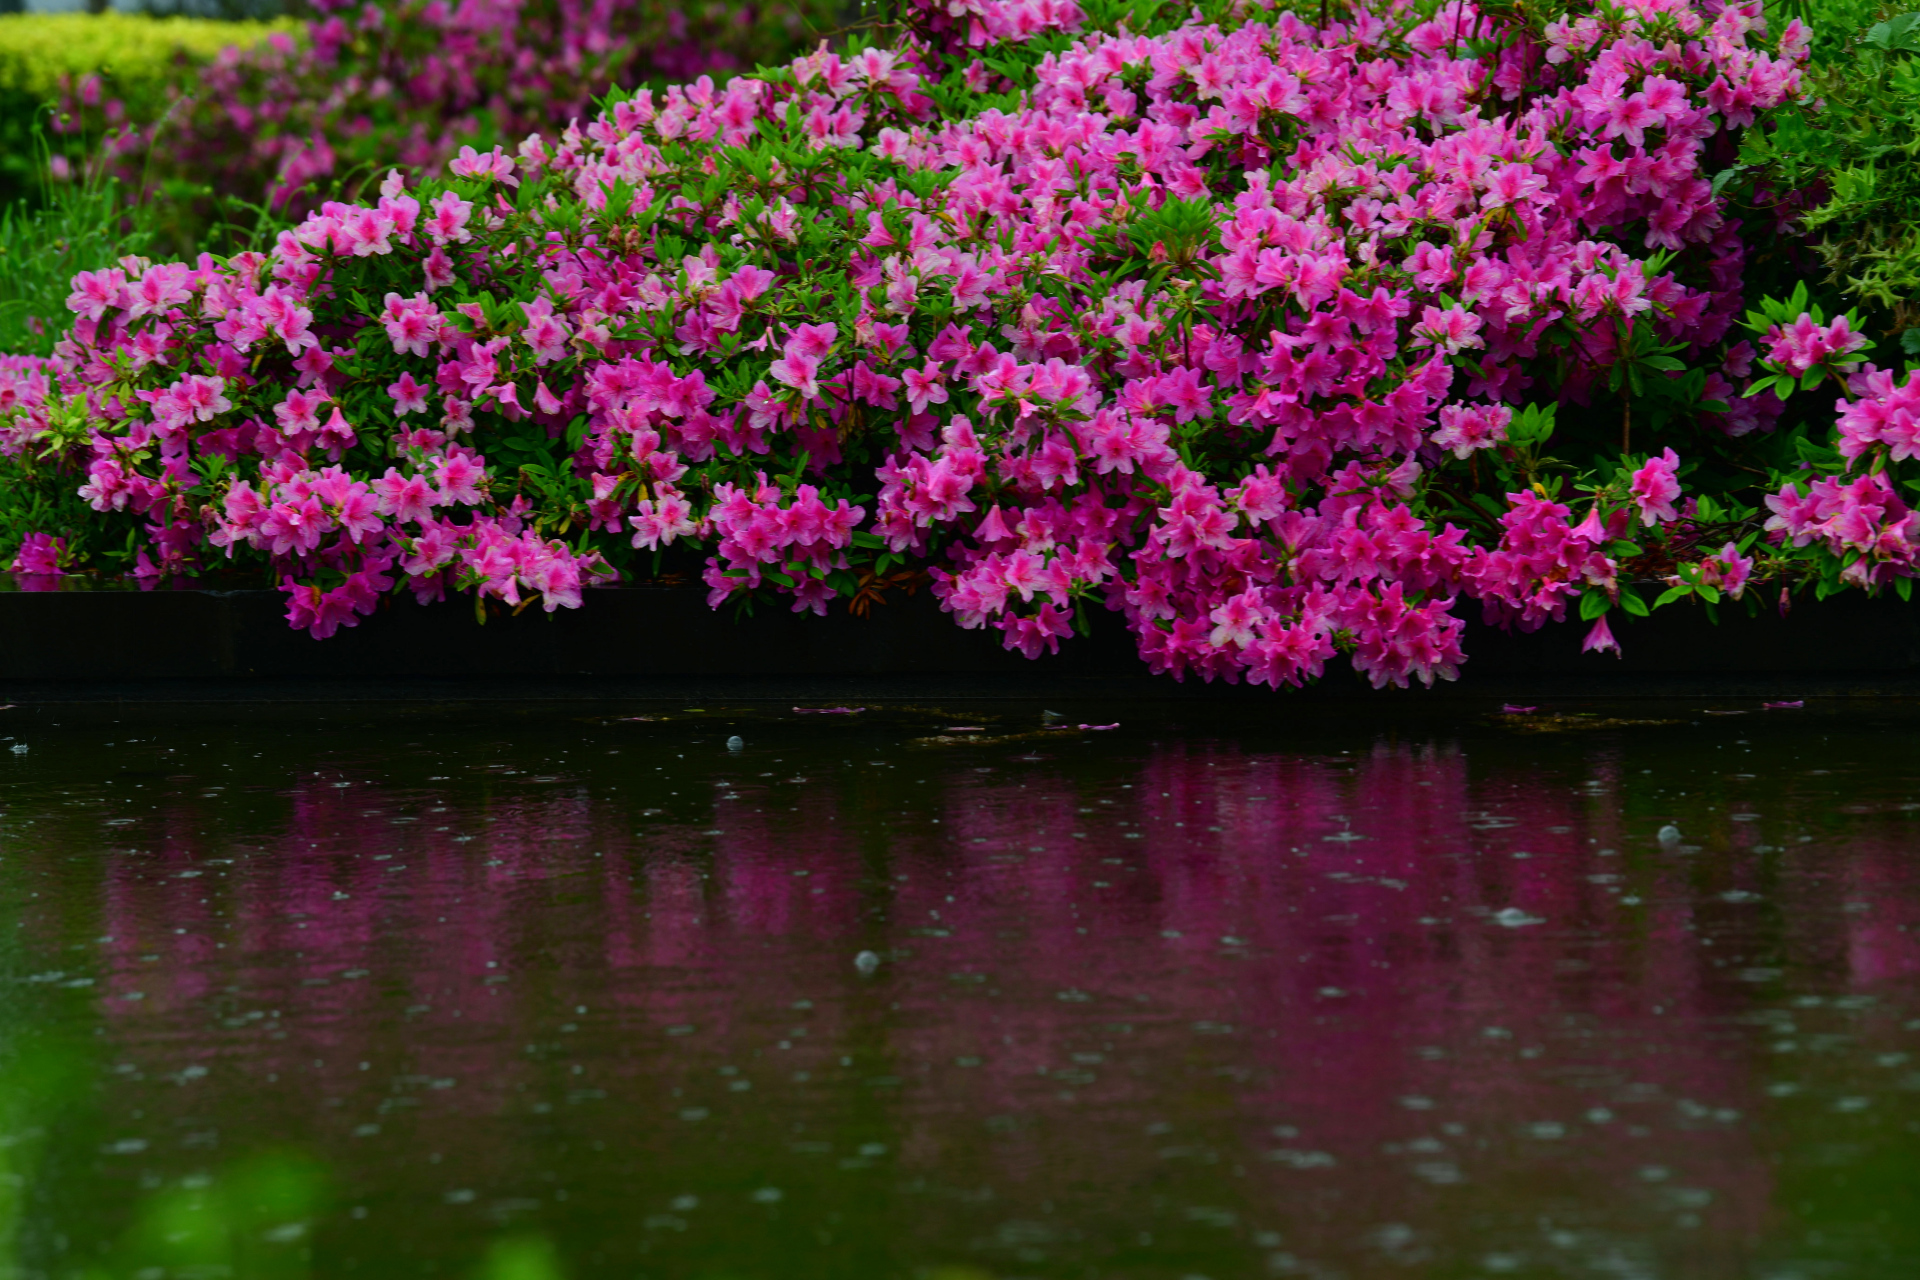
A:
[47,0,842,254]
[5,0,1920,691]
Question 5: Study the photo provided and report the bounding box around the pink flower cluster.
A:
[1835,365,1920,463]
[0,356,55,459]
[1765,472,1920,589]
[703,476,863,615]
[1463,492,1622,631]
[12,0,1896,678]
[1761,313,1868,378]
[8,531,65,579]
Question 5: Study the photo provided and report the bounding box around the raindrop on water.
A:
[854,950,880,974]
[726,736,745,753]
[1657,824,1683,845]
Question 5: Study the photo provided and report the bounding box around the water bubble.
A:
[1493,907,1543,928]
[1657,824,1683,845]
[854,950,880,974]
[726,736,744,753]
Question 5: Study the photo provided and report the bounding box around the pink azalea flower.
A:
[424,191,474,245]
[9,532,65,577]
[388,371,430,416]
[1628,448,1683,526]
[1582,615,1621,657]
[432,453,486,505]
[380,292,441,356]
[449,145,518,187]
[373,467,439,523]
[769,351,821,399]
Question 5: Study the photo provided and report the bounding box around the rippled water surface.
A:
[1,697,1918,1279]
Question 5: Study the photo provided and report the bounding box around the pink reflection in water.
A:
[40,730,1920,1270]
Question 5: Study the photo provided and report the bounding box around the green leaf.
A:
[1579,589,1611,621]
[1653,584,1692,608]
[1795,436,1841,466]
[1619,588,1650,618]
[1866,11,1920,51]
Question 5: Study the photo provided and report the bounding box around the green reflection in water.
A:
[88,1151,325,1279]
[476,1235,565,1280]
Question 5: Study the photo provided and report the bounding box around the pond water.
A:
[0,697,1917,1279]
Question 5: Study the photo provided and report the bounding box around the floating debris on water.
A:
[1497,712,1683,734]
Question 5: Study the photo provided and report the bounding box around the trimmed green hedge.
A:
[0,13,294,206]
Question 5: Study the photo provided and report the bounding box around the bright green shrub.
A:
[1732,2,1920,346]
[0,13,294,104]
[0,13,295,207]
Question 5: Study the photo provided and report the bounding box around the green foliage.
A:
[1733,0,1920,337]
[0,146,159,357]
[1864,7,1920,49]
